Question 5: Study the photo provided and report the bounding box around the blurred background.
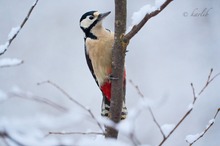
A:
[0,0,219,145]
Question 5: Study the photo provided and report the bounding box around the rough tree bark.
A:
[105,0,127,138]
[105,0,173,138]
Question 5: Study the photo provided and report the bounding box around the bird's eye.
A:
[89,16,94,20]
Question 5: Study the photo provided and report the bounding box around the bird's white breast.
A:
[86,28,114,86]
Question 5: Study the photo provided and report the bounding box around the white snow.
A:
[76,137,131,146]
[131,5,156,26]
[186,119,215,143]
[8,26,21,40]
[0,58,23,67]
[0,90,7,100]
[205,119,215,129]
[0,26,20,55]
[187,103,194,111]
[155,0,166,9]
[0,89,7,101]
[127,0,166,33]
[186,133,201,143]
[208,119,215,125]
[32,0,38,6]
[161,124,175,137]
[0,41,9,54]
[130,0,166,26]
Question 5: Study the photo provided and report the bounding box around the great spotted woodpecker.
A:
[79,11,127,119]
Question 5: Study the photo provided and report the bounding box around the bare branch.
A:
[198,69,220,95]
[48,131,104,136]
[124,0,173,41]
[186,108,220,146]
[158,69,220,146]
[0,131,25,146]
[9,92,68,112]
[37,80,104,133]
[130,69,220,146]
[0,0,39,55]
[148,107,166,139]
[190,83,196,103]
[129,79,165,139]
[129,79,144,98]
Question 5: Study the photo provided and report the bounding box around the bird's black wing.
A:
[84,43,99,87]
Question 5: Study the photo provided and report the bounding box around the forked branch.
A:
[37,80,104,133]
[124,0,173,42]
[130,69,220,146]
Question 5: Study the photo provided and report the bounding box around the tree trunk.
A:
[105,0,127,138]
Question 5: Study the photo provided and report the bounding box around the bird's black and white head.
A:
[80,11,111,39]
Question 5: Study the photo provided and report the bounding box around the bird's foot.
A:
[108,74,119,81]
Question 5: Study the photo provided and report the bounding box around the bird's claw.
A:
[109,74,119,80]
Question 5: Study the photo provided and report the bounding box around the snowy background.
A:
[0,0,220,146]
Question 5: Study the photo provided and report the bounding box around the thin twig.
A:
[129,80,165,139]
[37,80,104,133]
[190,83,196,103]
[48,131,104,136]
[129,79,144,98]
[0,0,39,55]
[158,69,220,146]
[187,108,220,146]
[148,107,166,139]
[198,69,220,95]
[124,0,173,41]
[129,133,140,146]
[0,131,25,146]
[130,69,220,146]
[9,92,68,112]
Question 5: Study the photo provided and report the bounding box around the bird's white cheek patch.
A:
[80,16,96,29]
[80,19,90,29]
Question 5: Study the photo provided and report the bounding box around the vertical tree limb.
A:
[105,0,127,138]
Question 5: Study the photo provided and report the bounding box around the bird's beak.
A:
[98,11,111,21]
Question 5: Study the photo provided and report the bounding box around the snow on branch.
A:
[0,58,23,68]
[124,0,173,42]
[157,69,220,146]
[129,69,220,146]
[186,108,220,146]
[0,0,39,56]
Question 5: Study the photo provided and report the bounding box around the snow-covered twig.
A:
[157,69,220,146]
[124,0,173,42]
[0,58,23,68]
[130,69,220,146]
[37,80,105,133]
[186,108,220,146]
[0,0,39,56]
